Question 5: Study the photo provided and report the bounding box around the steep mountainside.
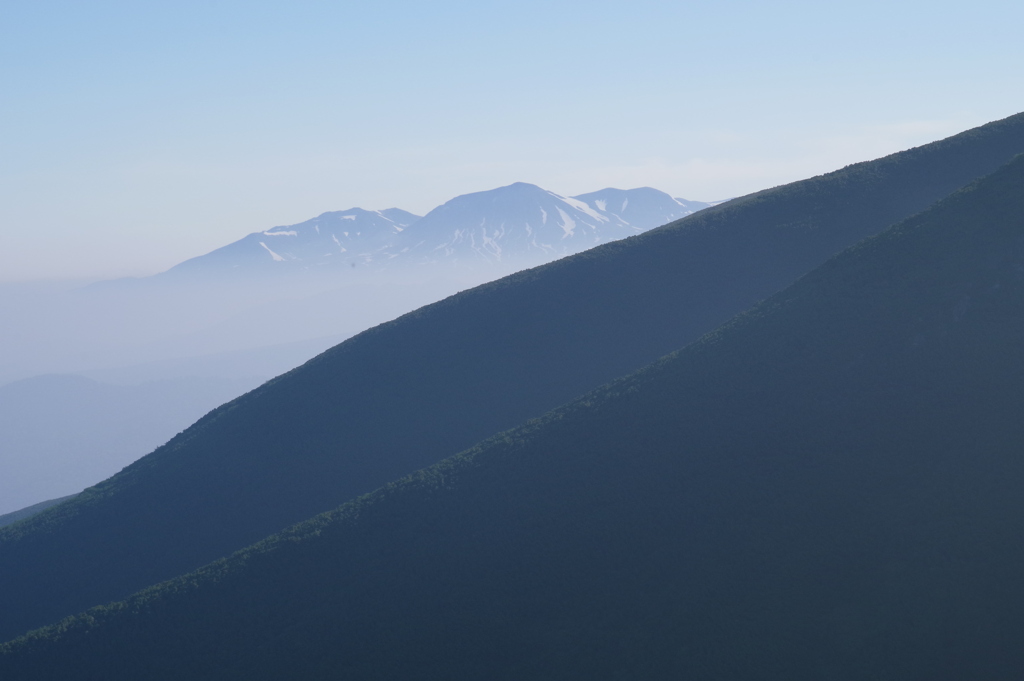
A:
[1,112,1023,643]
[6,151,1024,681]
[0,374,259,513]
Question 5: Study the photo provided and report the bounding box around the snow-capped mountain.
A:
[395,183,641,267]
[164,208,421,277]
[573,187,710,232]
[157,184,710,277]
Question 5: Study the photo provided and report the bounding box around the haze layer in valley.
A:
[0,184,708,514]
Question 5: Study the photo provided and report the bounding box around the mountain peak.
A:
[501,181,545,191]
[572,187,711,230]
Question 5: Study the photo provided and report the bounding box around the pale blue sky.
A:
[2,0,1022,280]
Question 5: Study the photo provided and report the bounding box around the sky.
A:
[2,0,1023,281]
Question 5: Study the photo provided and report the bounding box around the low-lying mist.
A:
[0,262,530,514]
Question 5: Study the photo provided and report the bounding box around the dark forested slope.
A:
[5,149,1024,681]
[2,113,1024,643]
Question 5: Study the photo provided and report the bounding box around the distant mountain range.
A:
[161,184,711,277]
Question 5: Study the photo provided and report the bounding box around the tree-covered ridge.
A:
[2,112,1024,644]
[0,495,78,530]
[5,153,1024,680]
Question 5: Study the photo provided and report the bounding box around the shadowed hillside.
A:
[1,113,1023,643]
[5,148,1024,681]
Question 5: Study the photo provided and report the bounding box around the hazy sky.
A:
[2,0,1022,281]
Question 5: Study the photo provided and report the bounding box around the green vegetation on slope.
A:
[0,496,78,530]
[4,154,1024,680]
[2,113,1024,643]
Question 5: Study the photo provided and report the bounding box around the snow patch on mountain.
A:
[259,242,286,262]
[556,208,576,238]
